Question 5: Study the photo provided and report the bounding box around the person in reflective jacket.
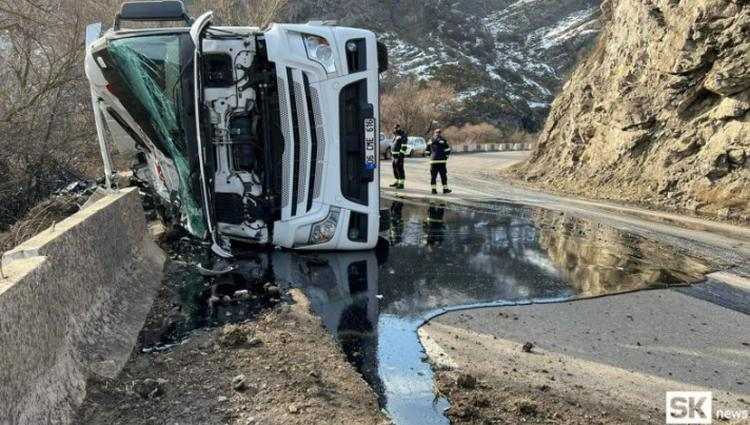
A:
[389,125,409,189]
[425,128,452,194]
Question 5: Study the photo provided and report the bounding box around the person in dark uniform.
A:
[389,125,408,189]
[425,128,452,195]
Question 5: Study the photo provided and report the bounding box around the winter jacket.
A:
[426,136,452,163]
[392,130,409,159]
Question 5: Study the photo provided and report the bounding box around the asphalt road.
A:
[380,151,750,423]
[381,151,750,266]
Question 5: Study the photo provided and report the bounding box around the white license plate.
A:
[364,118,376,170]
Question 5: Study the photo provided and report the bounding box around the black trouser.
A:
[430,163,448,187]
[392,157,405,181]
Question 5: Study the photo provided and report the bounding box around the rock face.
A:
[518,0,750,220]
[292,0,602,129]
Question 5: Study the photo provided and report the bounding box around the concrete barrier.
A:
[454,142,534,154]
[0,188,165,425]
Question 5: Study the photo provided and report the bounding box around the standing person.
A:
[389,125,409,189]
[426,128,452,194]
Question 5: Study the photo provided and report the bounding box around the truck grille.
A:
[278,77,291,211]
[309,87,326,201]
[279,67,325,219]
[293,79,310,215]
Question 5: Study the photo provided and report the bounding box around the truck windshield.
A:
[106,33,206,236]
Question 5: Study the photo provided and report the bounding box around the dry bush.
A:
[0,0,121,230]
[443,123,502,146]
[188,0,291,27]
[381,79,456,137]
[0,195,79,252]
[444,123,538,147]
[507,128,539,145]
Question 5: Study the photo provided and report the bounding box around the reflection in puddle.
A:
[272,198,716,424]
[141,198,717,424]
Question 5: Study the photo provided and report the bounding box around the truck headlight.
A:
[303,35,336,73]
[309,207,340,245]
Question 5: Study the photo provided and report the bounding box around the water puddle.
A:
[275,198,717,424]
[140,198,718,424]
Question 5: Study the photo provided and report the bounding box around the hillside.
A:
[515,0,750,221]
[292,0,602,130]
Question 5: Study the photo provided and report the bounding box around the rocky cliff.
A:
[292,0,601,129]
[516,0,750,221]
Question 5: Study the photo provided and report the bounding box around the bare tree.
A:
[443,123,502,147]
[0,0,291,230]
[0,0,123,229]
[381,79,456,138]
[188,0,291,27]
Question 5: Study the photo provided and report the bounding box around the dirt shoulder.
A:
[419,290,750,425]
[422,327,654,425]
[75,289,388,425]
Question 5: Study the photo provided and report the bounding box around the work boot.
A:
[443,188,452,194]
[396,183,405,190]
[431,188,438,195]
[389,182,399,188]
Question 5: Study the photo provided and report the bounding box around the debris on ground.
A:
[456,373,477,389]
[217,325,262,349]
[75,287,388,425]
[263,282,282,298]
[231,374,248,392]
[132,378,168,400]
[521,342,534,353]
[435,368,649,425]
[514,398,538,416]
[197,263,237,276]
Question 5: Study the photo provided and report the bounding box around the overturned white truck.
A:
[85,1,387,257]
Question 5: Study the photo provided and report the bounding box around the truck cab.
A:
[85,1,387,257]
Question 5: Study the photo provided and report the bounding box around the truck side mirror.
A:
[85,23,102,48]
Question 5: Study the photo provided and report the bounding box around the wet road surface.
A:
[272,197,720,424]
[382,152,750,262]
[94,197,732,424]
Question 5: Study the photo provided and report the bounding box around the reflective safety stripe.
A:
[430,160,448,164]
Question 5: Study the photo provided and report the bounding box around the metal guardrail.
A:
[457,142,535,153]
